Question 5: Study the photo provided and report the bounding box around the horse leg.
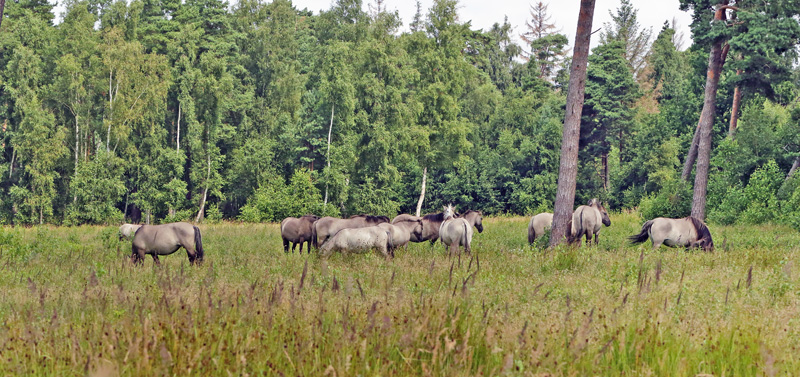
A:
[298,240,304,254]
[283,238,290,253]
[151,254,161,266]
[184,246,198,265]
[131,246,146,265]
[291,242,298,253]
[594,233,599,245]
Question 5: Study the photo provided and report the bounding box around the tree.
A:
[600,0,652,79]
[580,40,639,191]
[549,0,596,247]
[520,2,568,83]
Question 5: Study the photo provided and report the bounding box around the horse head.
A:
[589,198,611,227]
[443,204,455,220]
[411,219,424,240]
[464,210,483,233]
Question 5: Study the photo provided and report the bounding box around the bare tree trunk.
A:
[74,115,79,171]
[146,209,151,225]
[107,70,113,152]
[601,149,609,191]
[0,0,6,29]
[415,166,427,217]
[691,3,735,220]
[195,154,212,223]
[324,104,334,206]
[549,0,596,247]
[728,70,743,138]
[176,103,181,154]
[787,156,800,181]
[681,123,700,181]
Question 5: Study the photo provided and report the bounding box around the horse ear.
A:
[587,199,594,206]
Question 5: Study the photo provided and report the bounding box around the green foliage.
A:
[65,150,126,225]
[639,180,692,220]
[239,169,338,222]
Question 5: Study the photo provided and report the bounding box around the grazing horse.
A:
[528,213,553,244]
[571,199,611,245]
[281,214,320,253]
[379,219,422,253]
[313,215,390,248]
[629,217,714,251]
[119,223,142,241]
[460,210,484,233]
[319,226,393,258]
[131,222,204,265]
[439,204,473,255]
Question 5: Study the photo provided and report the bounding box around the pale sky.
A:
[293,0,694,49]
[49,0,693,49]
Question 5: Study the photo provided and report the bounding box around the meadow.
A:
[0,212,799,376]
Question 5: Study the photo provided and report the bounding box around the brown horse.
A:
[131,222,204,265]
[281,214,320,253]
[312,215,390,248]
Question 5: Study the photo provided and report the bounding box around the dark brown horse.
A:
[131,222,204,265]
[312,215,390,248]
[281,214,320,253]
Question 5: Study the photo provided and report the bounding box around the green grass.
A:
[1,212,800,375]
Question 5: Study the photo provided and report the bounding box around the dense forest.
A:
[0,0,799,226]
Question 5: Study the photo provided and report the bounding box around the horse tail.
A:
[311,223,318,249]
[628,220,653,244]
[528,221,535,244]
[386,230,394,250]
[193,226,204,262]
[462,220,468,248]
[574,207,585,241]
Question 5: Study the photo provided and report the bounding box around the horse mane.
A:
[688,216,713,247]
[422,212,445,222]
[350,214,389,223]
[300,214,320,221]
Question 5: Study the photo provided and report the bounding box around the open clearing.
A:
[1,212,799,376]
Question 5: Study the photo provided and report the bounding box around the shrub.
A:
[638,180,691,220]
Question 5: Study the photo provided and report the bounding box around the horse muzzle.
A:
[602,218,611,227]
[476,224,484,233]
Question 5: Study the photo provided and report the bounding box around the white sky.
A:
[294,0,694,49]
[50,0,693,49]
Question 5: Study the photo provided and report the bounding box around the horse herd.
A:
[117,198,714,265]
[281,203,484,258]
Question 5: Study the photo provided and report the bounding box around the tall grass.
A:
[0,213,799,375]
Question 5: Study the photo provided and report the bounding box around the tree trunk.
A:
[681,123,701,181]
[728,70,743,138]
[601,149,609,191]
[787,156,800,181]
[691,3,733,220]
[176,103,181,154]
[0,0,6,29]
[195,154,212,223]
[324,104,334,206]
[549,0,596,247]
[415,166,427,217]
[107,70,113,152]
[74,114,79,171]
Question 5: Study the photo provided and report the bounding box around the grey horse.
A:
[629,217,713,251]
[131,222,204,265]
[528,212,553,244]
[312,215,389,248]
[570,199,611,245]
[438,204,473,255]
[319,226,393,258]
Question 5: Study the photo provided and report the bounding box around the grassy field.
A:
[1,212,799,376]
